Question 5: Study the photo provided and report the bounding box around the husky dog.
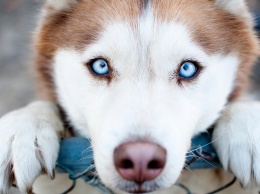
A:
[0,0,260,193]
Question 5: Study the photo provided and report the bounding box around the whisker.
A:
[189,152,216,168]
[183,164,197,176]
[188,130,229,153]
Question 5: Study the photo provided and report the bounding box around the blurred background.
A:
[0,0,260,194]
[0,0,40,116]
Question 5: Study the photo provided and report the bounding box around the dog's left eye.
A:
[91,59,109,75]
[178,61,198,79]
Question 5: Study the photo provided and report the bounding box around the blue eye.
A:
[179,61,198,79]
[91,59,109,75]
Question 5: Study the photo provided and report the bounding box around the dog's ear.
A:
[214,0,250,17]
[214,0,253,27]
[45,0,78,11]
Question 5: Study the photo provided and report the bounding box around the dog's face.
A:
[36,0,258,193]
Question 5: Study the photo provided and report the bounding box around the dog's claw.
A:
[50,169,56,180]
[41,167,47,175]
[26,187,33,194]
[8,171,15,187]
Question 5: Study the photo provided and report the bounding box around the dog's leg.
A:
[0,101,63,194]
[213,101,260,187]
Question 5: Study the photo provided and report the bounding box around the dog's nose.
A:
[114,141,166,184]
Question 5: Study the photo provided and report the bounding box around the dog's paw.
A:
[213,101,260,187]
[0,101,63,194]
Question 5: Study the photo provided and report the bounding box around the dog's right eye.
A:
[90,59,109,76]
[178,61,198,79]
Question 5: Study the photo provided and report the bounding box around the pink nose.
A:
[114,142,166,184]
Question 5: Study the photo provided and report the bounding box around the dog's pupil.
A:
[183,64,189,71]
[100,62,106,68]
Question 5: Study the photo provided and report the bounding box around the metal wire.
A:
[57,165,78,194]
[205,177,237,194]
[175,183,193,194]
[61,179,77,194]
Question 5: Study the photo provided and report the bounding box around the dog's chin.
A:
[114,181,161,194]
[126,189,155,194]
[118,187,157,194]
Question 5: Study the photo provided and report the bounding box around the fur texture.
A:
[0,0,259,193]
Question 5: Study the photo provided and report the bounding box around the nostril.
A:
[120,159,134,169]
[148,159,164,169]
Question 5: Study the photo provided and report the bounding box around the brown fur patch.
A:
[34,0,259,102]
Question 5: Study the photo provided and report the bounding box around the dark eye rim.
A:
[176,60,203,85]
[85,57,113,81]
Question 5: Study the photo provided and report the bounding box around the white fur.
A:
[0,2,256,193]
[52,8,240,191]
[46,0,77,11]
[0,101,62,193]
[213,101,260,187]
[214,0,252,24]
[215,0,246,14]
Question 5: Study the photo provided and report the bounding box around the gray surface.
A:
[0,0,41,116]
